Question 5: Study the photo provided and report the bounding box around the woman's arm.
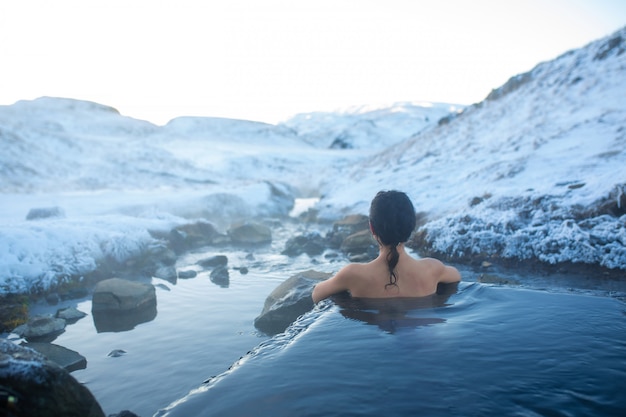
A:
[439,265,461,283]
[312,265,354,303]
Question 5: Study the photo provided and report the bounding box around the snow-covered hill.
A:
[0,27,624,294]
[319,26,626,269]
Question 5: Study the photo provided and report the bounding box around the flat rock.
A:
[22,342,87,372]
[56,307,87,323]
[13,315,66,342]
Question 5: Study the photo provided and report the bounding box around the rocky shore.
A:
[2,209,625,417]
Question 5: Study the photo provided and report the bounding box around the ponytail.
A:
[385,243,400,289]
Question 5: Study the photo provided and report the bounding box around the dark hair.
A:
[369,190,416,289]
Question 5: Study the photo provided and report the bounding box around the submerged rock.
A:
[254,270,332,335]
[210,265,230,287]
[0,339,105,417]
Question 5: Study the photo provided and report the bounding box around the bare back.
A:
[312,245,461,303]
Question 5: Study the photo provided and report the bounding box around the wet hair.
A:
[369,190,417,289]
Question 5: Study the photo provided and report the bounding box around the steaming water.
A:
[22,221,626,417]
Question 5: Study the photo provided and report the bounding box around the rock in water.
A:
[254,270,332,335]
[0,339,105,417]
[13,315,66,342]
[91,278,157,332]
[21,342,87,372]
[228,221,272,244]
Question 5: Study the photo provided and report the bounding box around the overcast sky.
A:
[1,0,625,125]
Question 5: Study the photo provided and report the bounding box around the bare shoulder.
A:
[419,257,461,283]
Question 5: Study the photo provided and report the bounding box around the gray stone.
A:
[282,232,326,257]
[0,339,105,417]
[341,229,376,254]
[56,307,87,323]
[91,278,157,332]
[327,214,370,248]
[13,315,66,342]
[22,342,87,372]
[254,270,331,335]
[169,221,225,253]
[177,270,197,279]
[92,278,156,312]
[198,255,228,268]
[228,221,272,244]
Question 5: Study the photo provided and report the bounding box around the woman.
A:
[312,190,460,303]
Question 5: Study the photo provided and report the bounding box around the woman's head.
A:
[369,190,416,247]
[369,190,416,289]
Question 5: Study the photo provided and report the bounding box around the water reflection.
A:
[332,282,457,333]
[92,300,157,333]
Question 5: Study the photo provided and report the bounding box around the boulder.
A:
[169,221,227,254]
[91,278,157,332]
[228,221,272,245]
[13,315,66,342]
[254,270,332,335]
[341,229,377,255]
[0,339,105,417]
[326,214,370,248]
[21,342,87,372]
[282,232,326,257]
[92,278,156,312]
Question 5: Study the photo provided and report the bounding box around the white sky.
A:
[1,0,625,125]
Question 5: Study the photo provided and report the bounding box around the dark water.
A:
[157,282,626,417]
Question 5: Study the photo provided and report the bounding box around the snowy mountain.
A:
[1,27,625,294]
[318,26,626,269]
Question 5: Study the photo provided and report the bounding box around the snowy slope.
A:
[318,26,626,269]
[279,102,462,149]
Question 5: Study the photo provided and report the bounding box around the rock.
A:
[91,278,157,332]
[327,214,370,248]
[154,265,178,283]
[282,232,326,257]
[340,229,377,254]
[198,255,228,268]
[228,221,272,245]
[0,339,106,417]
[21,342,87,372]
[56,307,87,323]
[92,278,156,312]
[107,349,127,358]
[254,270,332,335]
[25,206,66,220]
[177,270,197,279]
[210,266,229,287]
[169,221,226,254]
[13,315,66,342]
